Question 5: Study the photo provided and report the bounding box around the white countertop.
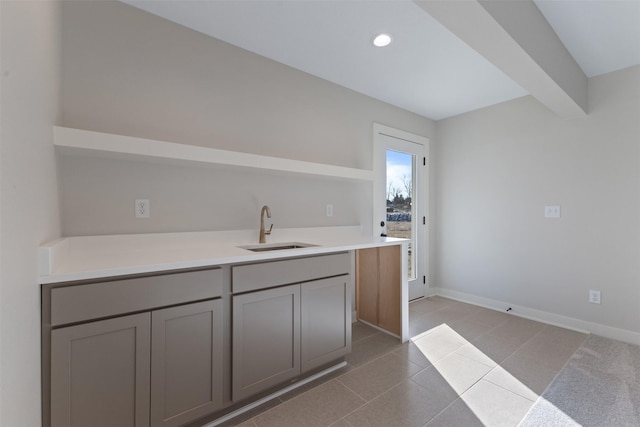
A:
[39,226,408,284]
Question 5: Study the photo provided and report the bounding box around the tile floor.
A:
[220,296,588,427]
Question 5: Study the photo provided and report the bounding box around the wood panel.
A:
[355,248,379,325]
[377,245,402,336]
[356,246,401,337]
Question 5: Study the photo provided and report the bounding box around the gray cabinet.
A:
[50,313,151,427]
[301,276,351,372]
[45,254,354,425]
[232,284,301,402]
[151,300,224,427]
[231,253,351,402]
[45,268,224,427]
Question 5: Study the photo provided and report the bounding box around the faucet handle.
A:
[265,223,273,235]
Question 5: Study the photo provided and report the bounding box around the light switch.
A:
[544,205,561,218]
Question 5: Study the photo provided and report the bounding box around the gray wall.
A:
[58,1,639,342]
[60,154,371,235]
[0,1,62,425]
[59,0,435,236]
[435,66,640,340]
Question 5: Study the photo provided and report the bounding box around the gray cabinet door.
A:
[301,276,351,372]
[150,300,224,427]
[232,285,300,401]
[50,313,151,427]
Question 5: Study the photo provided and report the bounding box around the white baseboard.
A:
[432,287,640,346]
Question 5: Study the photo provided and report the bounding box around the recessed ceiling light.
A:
[372,33,392,47]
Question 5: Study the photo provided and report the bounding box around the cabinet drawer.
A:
[232,252,350,293]
[50,268,223,326]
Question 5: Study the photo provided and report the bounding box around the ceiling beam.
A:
[414,0,588,119]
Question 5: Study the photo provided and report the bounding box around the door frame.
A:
[373,123,429,300]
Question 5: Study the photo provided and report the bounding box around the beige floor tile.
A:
[488,316,546,344]
[496,326,587,395]
[464,308,511,329]
[345,379,457,427]
[412,324,468,363]
[409,298,450,315]
[219,298,589,427]
[497,352,565,395]
[409,298,475,339]
[428,296,458,304]
[455,343,498,368]
[471,332,526,364]
[217,399,283,426]
[409,312,448,338]
[424,398,484,427]
[431,352,493,395]
[328,419,351,427]
[426,305,469,324]
[483,365,539,401]
[252,380,365,427]
[345,331,402,368]
[392,341,433,369]
[409,366,461,402]
[461,379,534,427]
[538,324,587,343]
[338,352,423,401]
[448,318,493,342]
[436,301,482,320]
[516,325,587,368]
[278,365,350,402]
[352,322,378,343]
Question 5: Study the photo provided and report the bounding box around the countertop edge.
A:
[39,228,409,284]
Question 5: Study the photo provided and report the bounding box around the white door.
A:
[373,124,428,300]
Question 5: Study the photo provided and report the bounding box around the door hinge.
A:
[423,276,426,284]
[423,157,426,166]
[423,216,426,225]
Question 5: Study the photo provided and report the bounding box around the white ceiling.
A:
[120,0,640,120]
[534,0,640,78]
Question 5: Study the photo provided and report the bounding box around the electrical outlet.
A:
[545,205,561,218]
[135,199,150,218]
[589,290,601,304]
[326,204,333,217]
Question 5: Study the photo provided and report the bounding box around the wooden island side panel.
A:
[355,245,401,337]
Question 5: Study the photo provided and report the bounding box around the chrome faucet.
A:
[259,205,273,243]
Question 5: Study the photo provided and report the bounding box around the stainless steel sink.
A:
[238,242,317,252]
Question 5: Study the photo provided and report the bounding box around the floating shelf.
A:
[53,127,374,182]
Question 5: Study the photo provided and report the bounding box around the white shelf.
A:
[53,126,374,181]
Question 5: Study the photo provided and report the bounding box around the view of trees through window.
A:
[386,150,414,278]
